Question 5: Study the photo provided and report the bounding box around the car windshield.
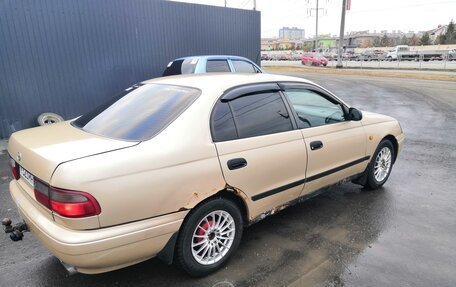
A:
[73,84,200,141]
[314,53,323,57]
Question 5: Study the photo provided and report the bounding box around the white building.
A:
[279,27,305,40]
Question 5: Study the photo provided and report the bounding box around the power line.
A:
[239,0,251,9]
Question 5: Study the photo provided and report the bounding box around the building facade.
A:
[279,27,305,40]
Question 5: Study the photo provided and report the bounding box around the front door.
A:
[280,84,368,195]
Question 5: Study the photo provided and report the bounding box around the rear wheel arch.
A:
[182,187,250,230]
[214,188,249,226]
[158,188,249,264]
[173,194,244,276]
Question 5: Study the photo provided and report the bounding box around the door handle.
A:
[227,158,247,170]
[310,140,323,151]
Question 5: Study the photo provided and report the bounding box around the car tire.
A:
[175,198,243,277]
[364,139,395,190]
[37,112,64,126]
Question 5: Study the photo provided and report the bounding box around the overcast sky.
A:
[171,0,455,38]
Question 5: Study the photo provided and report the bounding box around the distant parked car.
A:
[277,53,290,61]
[349,53,362,61]
[301,53,328,66]
[261,53,270,61]
[162,55,262,76]
[322,51,338,61]
[447,49,456,61]
[289,53,302,61]
[360,50,377,61]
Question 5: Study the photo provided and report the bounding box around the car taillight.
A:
[34,179,51,209]
[50,187,101,218]
[33,179,101,218]
[9,157,19,180]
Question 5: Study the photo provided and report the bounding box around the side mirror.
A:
[347,107,363,121]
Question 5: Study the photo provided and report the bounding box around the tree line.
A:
[370,20,456,47]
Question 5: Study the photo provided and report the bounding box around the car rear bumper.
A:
[9,180,188,274]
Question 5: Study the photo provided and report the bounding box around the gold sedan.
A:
[6,73,404,276]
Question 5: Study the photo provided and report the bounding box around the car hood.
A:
[8,121,138,182]
[361,111,397,126]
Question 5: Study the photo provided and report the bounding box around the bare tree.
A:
[380,34,391,47]
[408,34,419,46]
[373,37,382,47]
[360,38,373,48]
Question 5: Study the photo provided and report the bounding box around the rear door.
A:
[212,84,308,216]
[280,83,368,196]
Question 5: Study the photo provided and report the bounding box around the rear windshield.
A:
[73,84,200,141]
[162,58,199,76]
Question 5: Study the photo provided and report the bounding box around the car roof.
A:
[143,73,314,95]
[171,55,256,62]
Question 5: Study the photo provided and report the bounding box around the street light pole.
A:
[253,0,256,10]
[336,0,347,68]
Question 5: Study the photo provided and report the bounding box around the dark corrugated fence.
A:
[0,0,260,138]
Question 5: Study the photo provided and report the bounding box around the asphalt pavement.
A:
[1,73,455,286]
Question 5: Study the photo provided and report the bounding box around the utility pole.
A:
[336,0,347,68]
[253,0,256,10]
[315,0,319,51]
[307,0,325,51]
[224,0,227,8]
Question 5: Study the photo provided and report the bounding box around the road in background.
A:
[1,73,456,286]
[262,60,456,71]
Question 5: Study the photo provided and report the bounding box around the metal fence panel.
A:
[0,0,261,138]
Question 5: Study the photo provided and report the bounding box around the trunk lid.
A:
[8,121,138,184]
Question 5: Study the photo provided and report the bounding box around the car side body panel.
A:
[300,121,368,196]
[215,130,308,221]
[360,113,404,160]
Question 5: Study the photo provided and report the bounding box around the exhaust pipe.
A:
[60,261,79,276]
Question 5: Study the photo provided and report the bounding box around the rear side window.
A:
[232,60,256,73]
[206,60,231,73]
[231,92,292,138]
[73,84,200,141]
[211,91,293,141]
[162,58,198,76]
[211,102,237,142]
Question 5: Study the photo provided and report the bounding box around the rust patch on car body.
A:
[225,184,249,200]
[248,173,364,225]
[249,189,327,225]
